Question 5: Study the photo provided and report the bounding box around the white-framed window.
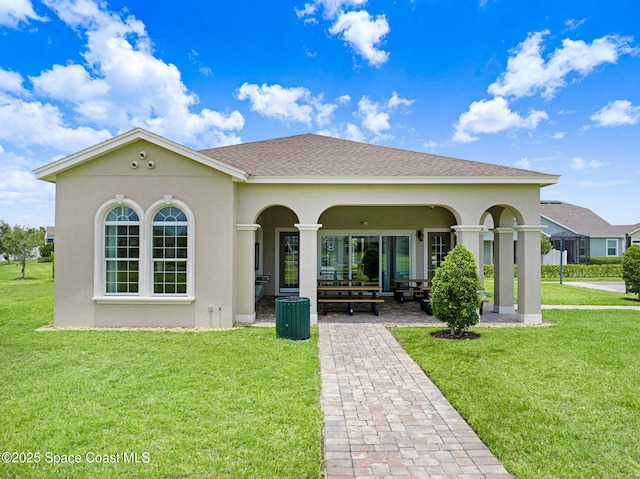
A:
[606,239,618,256]
[104,206,140,294]
[93,196,194,303]
[152,206,189,295]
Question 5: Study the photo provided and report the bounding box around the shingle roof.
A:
[199,133,557,182]
[541,200,640,237]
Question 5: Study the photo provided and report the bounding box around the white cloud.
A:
[570,157,608,170]
[27,0,244,148]
[0,0,46,27]
[515,157,532,169]
[357,96,390,136]
[356,92,413,138]
[329,10,389,67]
[387,91,414,109]
[551,131,565,140]
[453,97,548,143]
[488,30,633,99]
[236,83,341,126]
[590,100,640,127]
[0,92,112,152]
[0,68,27,95]
[301,0,368,19]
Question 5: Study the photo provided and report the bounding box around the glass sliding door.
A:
[320,235,349,279]
[382,236,410,290]
[320,233,411,290]
[351,236,380,282]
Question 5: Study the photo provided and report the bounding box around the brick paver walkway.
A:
[319,323,512,479]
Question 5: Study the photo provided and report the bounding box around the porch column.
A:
[452,225,484,277]
[515,225,545,324]
[491,227,515,314]
[235,224,261,324]
[295,223,322,325]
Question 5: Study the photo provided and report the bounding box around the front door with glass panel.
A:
[279,231,299,292]
[428,232,451,279]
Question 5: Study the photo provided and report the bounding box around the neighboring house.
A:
[45,226,55,244]
[540,201,640,263]
[34,128,558,328]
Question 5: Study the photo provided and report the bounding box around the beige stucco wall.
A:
[54,139,236,328]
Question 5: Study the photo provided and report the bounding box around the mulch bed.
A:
[430,330,481,340]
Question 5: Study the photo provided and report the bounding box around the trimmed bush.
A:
[541,264,621,278]
[622,245,640,299]
[589,256,622,265]
[432,245,481,335]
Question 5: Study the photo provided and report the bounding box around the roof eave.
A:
[34,128,248,183]
[240,175,560,185]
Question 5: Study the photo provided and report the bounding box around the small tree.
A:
[0,220,11,262]
[3,225,45,279]
[431,244,481,336]
[622,244,640,300]
[541,234,553,256]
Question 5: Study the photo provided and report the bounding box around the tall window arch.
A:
[152,206,189,294]
[104,205,140,294]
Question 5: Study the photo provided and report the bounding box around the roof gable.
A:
[200,133,559,185]
[34,128,247,183]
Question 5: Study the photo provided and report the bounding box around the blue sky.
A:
[1,0,638,228]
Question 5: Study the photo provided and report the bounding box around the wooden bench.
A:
[317,285,384,316]
[392,279,433,315]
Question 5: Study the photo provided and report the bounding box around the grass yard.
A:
[483,279,638,306]
[0,261,322,479]
[392,310,640,479]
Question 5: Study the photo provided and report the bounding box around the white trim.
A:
[245,175,559,186]
[92,297,194,304]
[147,199,196,298]
[606,238,618,256]
[94,197,145,298]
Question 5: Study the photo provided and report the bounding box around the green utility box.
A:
[275,297,310,340]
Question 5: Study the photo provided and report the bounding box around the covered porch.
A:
[234,189,544,325]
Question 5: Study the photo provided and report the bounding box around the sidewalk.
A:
[319,322,512,478]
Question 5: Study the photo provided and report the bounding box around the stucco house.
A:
[34,128,558,328]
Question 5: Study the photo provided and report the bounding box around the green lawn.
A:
[483,279,639,306]
[0,261,322,479]
[392,309,640,478]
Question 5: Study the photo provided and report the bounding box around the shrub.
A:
[541,264,622,278]
[431,245,481,335]
[590,256,622,265]
[622,245,640,299]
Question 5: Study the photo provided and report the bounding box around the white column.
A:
[515,225,545,324]
[452,225,484,276]
[295,223,322,325]
[235,224,261,324]
[492,227,515,314]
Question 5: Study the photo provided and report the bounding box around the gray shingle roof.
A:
[541,200,640,236]
[199,133,557,181]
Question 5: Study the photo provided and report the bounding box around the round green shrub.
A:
[622,245,640,300]
[431,244,481,335]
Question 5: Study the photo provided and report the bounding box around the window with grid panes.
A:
[104,206,140,294]
[152,206,188,294]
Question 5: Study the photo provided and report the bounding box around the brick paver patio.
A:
[319,322,512,479]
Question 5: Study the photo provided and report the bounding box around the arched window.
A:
[104,206,140,294]
[152,206,188,294]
